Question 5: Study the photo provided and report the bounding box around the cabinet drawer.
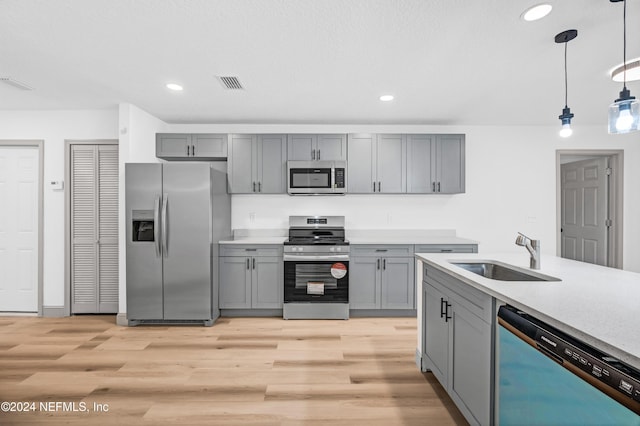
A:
[414,244,477,253]
[425,266,493,324]
[219,244,283,257]
[351,245,413,257]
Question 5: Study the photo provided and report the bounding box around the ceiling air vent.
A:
[216,76,244,90]
[0,77,33,90]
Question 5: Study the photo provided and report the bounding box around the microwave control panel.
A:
[334,168,345,188]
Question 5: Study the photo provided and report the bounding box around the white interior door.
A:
[0,146,39,312]
[561,157,609,266]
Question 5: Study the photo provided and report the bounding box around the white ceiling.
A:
[0,0,638,126]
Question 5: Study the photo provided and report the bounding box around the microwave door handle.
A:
[154,196,161,257]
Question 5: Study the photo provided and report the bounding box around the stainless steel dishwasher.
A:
[497,305,640,425]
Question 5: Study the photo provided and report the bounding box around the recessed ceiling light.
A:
[166,83,183,91]
[521,4,552,21]
[379,95,394,102]
[611,58,640,83]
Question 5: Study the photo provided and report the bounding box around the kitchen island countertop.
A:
[415,252,640,369]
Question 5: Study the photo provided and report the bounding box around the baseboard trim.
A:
[116,312,129,326]
[220,309,283,317]
[350,309,417,317]
[42,306,65,317]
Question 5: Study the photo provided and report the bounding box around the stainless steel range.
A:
[283,216,349,319]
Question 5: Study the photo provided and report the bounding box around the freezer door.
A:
[162,163,212,319]
[125,163,163,319]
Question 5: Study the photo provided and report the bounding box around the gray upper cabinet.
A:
[407,134,465,194]
[346,134,376,193]
[436,134,465,194]
[347,134,406,193]
[228,134,287,193]
[287,134,347,161]
[376,134,406,193]
[156,133,228,160]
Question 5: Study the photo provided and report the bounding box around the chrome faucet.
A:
[515,232,540,270]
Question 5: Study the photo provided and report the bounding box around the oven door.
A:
[284,257,349,303]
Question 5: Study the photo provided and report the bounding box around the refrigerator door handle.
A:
[161,193,168,257]
[154,195,161,257]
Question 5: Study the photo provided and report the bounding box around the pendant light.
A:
[555,29,577,138]
[608,0,640,134]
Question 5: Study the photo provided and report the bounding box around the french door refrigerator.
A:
[125,162,230,326]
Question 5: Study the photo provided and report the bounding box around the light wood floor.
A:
[0,315,467,425]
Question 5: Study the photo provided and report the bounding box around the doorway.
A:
[0,141,44,313]
[556,150,623,268]
[66,140,119,314]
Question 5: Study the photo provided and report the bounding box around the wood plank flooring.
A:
[0,316,467,425]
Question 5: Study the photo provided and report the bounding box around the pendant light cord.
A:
[564,41,568,108]
[623,0,627,87]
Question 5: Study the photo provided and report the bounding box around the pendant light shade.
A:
[555,29,577,138]
[609,88,640,133]
[608,0,640,134]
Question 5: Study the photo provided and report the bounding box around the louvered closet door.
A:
[71,144,118,313]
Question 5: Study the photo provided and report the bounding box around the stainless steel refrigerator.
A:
[125,162,230,326]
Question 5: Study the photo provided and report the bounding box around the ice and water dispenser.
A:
[132,210,155,242]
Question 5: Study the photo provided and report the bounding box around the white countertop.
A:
[218,237,287,245]
[348,236,478,245]
[219,228,478,246]
[415,252,640,369]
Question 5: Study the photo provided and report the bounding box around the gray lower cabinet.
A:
[228,134,287,193]
[422,266,493,426]
[287,134,347,161]
[350,245,414,310]
[156,133,228,160]
[219,245,283,309]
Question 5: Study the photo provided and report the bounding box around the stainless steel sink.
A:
[450,261,560,282]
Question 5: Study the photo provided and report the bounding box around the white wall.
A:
[117,104,168,313]
[162,123,640,273]
[0,109,118,309]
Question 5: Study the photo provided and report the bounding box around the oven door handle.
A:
[283,254,350,262]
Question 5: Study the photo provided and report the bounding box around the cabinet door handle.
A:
[440,297,446,318]
[440,249,453,253]
[192,144,196,156]
[253,182,256,192]
[317,149,321,160]
[437,182,441,192]
[252,258,256,269]
[258,182,262,192]
[373,182,376,192]
[378,181,381,192]
[312,149,316,160]
[377,259,380,270]
[383,259,386,270]
[186,145,190,156]
[246,258,250,270]
[375,249,388,252]
[432,182,436,192]
[445,302,452,322]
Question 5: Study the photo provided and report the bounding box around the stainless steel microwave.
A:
[287,161,347,195]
